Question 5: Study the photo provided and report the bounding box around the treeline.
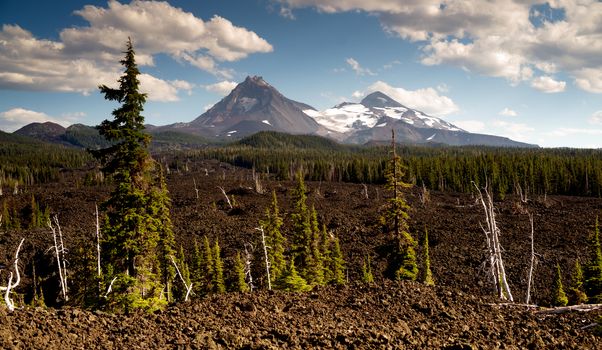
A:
[0,141,91,189]
[176,132,602,197]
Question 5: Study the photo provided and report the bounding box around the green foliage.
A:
[552,263,568,307]
[584,216,602,303]
[568,259,588,305]
[275,260,312,292]
[202,236,214,294]
[321,224,333,282]
[381,134,417,281]
[29,195,49,229]
[422,228,435,286]
[329,236,346,285]
[362,254,374,283]
[305,205,325,286]
[233,252,249,292]
[289,174,312,277]
[213,239,226,294]
[260,190,286,283]
[172,246,191,302]
[91,39,174,311]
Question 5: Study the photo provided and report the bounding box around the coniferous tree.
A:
[380,130,416,281]
[90,38,173,312]
[276,259,311,292]
[213,239,226,294]
[260,191,286,283]
[202,236,214,294]
[330,236,346,285]
[233,252,249,292]
[568,259,588,305]
[422,227,435,286]
[2,201,10,229]
[152,168,176,302]
[362,254,374,283]
[584,216,602,303]
[552,263,568,306]
[173,245,191,302]
[289,174,312,276]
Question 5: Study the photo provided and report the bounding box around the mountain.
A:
[309,92,535,147]
[14,122,68,144]
[179,76,326,138]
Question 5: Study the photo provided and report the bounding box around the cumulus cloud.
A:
[204,81,238,95]
[366,81,459,116]
[0,108,83,132]
[499,108,518,117]
[0,1,273,98]
[276,0,602,94]
[346,58,375,76]
[530,76,566,93]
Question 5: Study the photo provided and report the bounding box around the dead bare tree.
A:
[95,205,101,279]
[252,169,264,195]
[48,215,68,302]
[0,238,24,311]
[473,181,513,302]
[193,178,199,199]
[170,255,193,302]
[256,226,272,290]
[244,243,255,291]
[218,186,233,209]
[526,213,536,304]
[419,182,430,206]
[362,184,369,200]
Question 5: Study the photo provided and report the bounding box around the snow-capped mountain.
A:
[306,91,534,147]
[307,91,463,134]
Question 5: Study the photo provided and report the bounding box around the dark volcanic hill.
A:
[14,121,67,144]
[184,76,324,139]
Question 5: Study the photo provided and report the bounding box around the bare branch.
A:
[170,255,193,302]
[218,186,232,209]
[525,213,535,305]
[1,238,25,311]
[256,226,271,290]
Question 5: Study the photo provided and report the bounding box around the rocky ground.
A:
[1,281,600,349]
[1,159,601,348]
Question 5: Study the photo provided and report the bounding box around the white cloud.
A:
[491,120,534,142]
[351,90,364,99]
[546,128,602,137]
[346,58,375,76]
[0,1,273,96]
[499,108,518,117]
[530,76,566,93]
[277,0,602,94]
[366,80,459,116]
[0,108,82,132]
[204,81,238,96]
[451,120,485,133]
[590,111,602,125]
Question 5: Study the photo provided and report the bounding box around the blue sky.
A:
[1,0,602,147]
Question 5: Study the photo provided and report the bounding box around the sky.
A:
[1,0,602,148]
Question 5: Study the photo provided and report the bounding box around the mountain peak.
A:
[243,75,269,87]
[360,91,404,108]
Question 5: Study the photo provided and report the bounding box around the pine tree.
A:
[330,236,346,285]
[90,38,170,312]
[584,216,602,303]
[422,227,435,286]
[362,254,374,283]
[552,263,568,307]
[260,190,286,283]
[213,239,226,294]
[290,173,312,276]
[191,239,203,292]
[2,201,11,229]
[380,130,416,281]
[202,236,214,294]
[276,260,312,292]
[233,252,249,292]
[568,259,588,305]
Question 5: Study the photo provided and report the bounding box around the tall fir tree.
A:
[260,190,286,283]
[330,236,346,285]
[289,173,314,280]
[552,263,568,306]
[380,130,416,281]
[276,259,312,292]
[321,224,333,283]
[584,216,602,303]
[306,205,325,285]
[202,236,215,294]
[422,227,435,286]
[362,254,374,283]
[213,239,226,294]
[568,259,588,305]
[90,38,173,312]
[233,252,249,292]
